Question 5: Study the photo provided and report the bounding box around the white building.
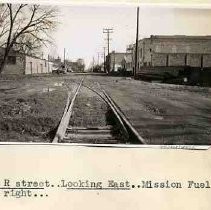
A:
[0,48,53,75]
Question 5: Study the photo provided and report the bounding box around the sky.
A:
[45,5,211,68]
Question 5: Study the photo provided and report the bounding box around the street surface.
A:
[0,74,211,144]
[85,75,211,145]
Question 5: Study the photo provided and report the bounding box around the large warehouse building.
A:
[0,48,53,75]
[130,35,211,78]
[106,51,132,73]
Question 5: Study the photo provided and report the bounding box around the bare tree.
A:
[0,3,58,73]
[0,4,10,43]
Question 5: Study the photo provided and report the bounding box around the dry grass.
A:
[0,75,68,142]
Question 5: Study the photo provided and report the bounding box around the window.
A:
[7,56,16,64]
[40,64,43,73]
[140,48,143,58]
[30,62,33,74]
[201,55,203,68]
[185,54,187,66]
[166,55,169,66]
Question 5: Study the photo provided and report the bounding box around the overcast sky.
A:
[46,5,211,67]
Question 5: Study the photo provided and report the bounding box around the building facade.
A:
[0,48,53,75]
[65,59,85,72]
[107,51,131,72]
[121,53,133,72]
[24,55,53,74]
[130,35,211,76]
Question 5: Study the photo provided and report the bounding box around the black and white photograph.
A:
[0,2,211,145]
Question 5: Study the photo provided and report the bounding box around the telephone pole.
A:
[97,52,101,65]
[113,50,115,71]
[134,7,139,78]
[92,56,95,72]
[48,54,50,73]
[103,28,113,73]
[103,47,106,73]
[64,48,66,66]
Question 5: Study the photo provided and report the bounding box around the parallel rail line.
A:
[53,77,145,144]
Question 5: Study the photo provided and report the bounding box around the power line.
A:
[103,28,114,73]
[103,28,113,56]
[134,7,139,78]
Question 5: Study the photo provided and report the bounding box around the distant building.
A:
[65,59,85,72]
[126,44,135,73]
[121,53,133,72]
[65,61,77,72]
[53,56,62,65]
[106,51,128,72]
[0,48,53,75]
[131,35,211,76]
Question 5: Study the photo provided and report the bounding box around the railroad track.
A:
[53,77,145,144]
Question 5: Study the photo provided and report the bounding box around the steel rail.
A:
[80,83,129,142]
[98,84,146,144]
[52,77,84,143]
[53,78,145,144]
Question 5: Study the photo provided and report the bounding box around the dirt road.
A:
[93,76,211,145]
[0,74,210,145]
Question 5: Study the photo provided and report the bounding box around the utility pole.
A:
[103,28,113,73]
[134,7,139,78]
[113,50,115,71]
[64,48,66,66]
[103,47,106,73]
[92,56,95,72]
[97,52,100,65]
[48,54,50,73]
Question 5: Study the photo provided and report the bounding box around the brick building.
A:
[121,53,133,72]
[106,51,129,72]
[130,35,211,77]
[0,48,53,75]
